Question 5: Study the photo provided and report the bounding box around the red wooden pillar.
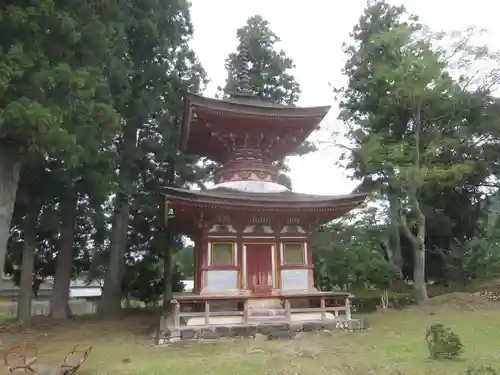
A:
[273,221,283,290]
[275,239,282,289]
[195,235,204,293]
[193,241,199,293]
[199,230,209,293]
[237,235,244,290]
[235,221,245,291]
[306,236,315,290]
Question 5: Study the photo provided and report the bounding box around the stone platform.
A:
[154,319,363,345]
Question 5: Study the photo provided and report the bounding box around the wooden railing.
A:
[170,294,352,329]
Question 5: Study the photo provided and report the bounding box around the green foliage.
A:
[313,204,400,291]
[464,366,498,375]
[97,0,209,314]
[174,246,194,278]
[218,14,315,185]
[0,0,119,157]
[435,193,500,286]
[351,293,414,313]
[426,323,463,359]
[335,0,500,293]
[1,0,211,315]
[219,15,301,105]
[340,6,476,193]
[458,226,500,283]
[124,259,185,306]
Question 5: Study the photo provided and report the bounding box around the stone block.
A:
[181,329,195,340]
[257,325,273,335]
[154,328,171,345]
[302,322,323,332]
[323,321,339,331]
[267,329,296,340]
[170,330,181,341]
[158,328,171,339]
[232,326,257,339]
[201,328,220,340]
[257,323,290,335]
[361,318,371,331]
[246,326,258,338]
[215,326,234,337]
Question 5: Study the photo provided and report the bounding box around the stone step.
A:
[247,298,282,310]
[247,316,289,323]
[248,308,286,317]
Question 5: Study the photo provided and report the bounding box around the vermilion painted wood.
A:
[200,265,239,270]
[280,264,314,270]
[245,243,273,292]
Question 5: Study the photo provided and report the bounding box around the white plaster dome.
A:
[210,180,290,193]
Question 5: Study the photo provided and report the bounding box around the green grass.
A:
[2,300,500,375]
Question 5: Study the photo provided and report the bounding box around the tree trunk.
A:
[50,189,78,319]
[0,145,22,278]
[380,288,389,309]
[162,231,173,312]
[162,159,176,312]
[97,192,130,316]
[17,208,39,325]
[388,190,405,291]
[97,123,136,317]
[410,104,427,303]
[402,207,428,304]
[413,242,428,303]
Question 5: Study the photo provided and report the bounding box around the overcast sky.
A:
[189,0,499,196]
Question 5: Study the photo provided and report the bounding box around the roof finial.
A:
[237,37,252,97]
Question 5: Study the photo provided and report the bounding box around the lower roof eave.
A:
[161,189,368,210]
[164,198,365,213]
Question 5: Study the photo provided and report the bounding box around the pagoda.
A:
[163,41,366,315]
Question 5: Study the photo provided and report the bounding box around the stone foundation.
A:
[154,319,368,345]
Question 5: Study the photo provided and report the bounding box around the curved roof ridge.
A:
[185,93,331,114]
[161,186,368,204]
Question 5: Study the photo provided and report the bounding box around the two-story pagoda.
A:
[162,43,367,328]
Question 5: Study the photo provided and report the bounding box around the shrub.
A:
[351,293,415,313]
[464,366,498,375]
[425,323,463,359]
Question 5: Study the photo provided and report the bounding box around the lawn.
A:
[1,293,499,375]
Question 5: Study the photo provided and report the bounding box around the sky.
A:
[189,0,500,196]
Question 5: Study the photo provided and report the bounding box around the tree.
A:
[0,0,118,280]
[219,15,316,189]
[334,2,412,286]
[313,204,400,304]
[220,15,300,105]
[98,0,207,316]
[11,161,47,324]
[336,1,494,303]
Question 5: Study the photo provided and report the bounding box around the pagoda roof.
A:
[182,94,330,163]
[162,186,367,208]
[184,93,330,115]
[162,186,367,235]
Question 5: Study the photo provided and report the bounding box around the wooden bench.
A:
[58,344,92,375]
[4,343,39,373]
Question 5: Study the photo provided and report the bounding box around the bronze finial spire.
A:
[236,37,252,97]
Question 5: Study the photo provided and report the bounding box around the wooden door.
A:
[246,243,273,292]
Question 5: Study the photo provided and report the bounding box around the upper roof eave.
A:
[185,93,331,117]
[181,93,331,156]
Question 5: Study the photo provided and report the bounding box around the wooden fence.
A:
[170,295,352,329]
